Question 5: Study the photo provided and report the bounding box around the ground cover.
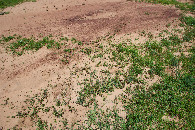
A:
[0,0,194,129]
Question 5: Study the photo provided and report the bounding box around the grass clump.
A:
[79,103,127,129]
[0,0,36,9]
[6,36,61,55]
[0,35,84,56]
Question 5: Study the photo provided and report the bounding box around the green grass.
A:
[128,0,195,12]
[0,35,84,56]
[75,15,195,129]
[0,0,36,9]
[124,74,194,129]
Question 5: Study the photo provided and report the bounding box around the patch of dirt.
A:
[0,0,180,41]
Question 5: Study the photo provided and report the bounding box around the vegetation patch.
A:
[0,0,36,9]
[128,0,195,12]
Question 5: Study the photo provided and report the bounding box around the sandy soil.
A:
[1,0,181,41]
[0,0,183,129]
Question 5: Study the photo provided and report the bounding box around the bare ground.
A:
[0,0,183,129]
[1,0,180,40]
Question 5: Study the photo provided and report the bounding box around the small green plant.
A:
[78,41,83,45]
[52,106,64,118]
[36,119,48,129]
[81,47,92,55]
[144,12,149,15]
[61,119,68,129]
[71,37,77,43]
[60,37,69,42]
